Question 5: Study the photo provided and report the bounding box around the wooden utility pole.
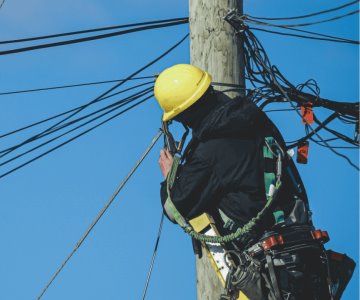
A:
[189,1,245,299]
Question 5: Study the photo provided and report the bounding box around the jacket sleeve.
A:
[160,152,221,223]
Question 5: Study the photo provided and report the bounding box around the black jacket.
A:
[161,92,310,231]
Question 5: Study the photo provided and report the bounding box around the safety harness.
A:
[164,135,284,243]
[162,125,355,300]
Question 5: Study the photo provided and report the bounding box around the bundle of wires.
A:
[0,33,189,179]
[0,17,188,55]
[224,11,359,170]
[229,0,360,45]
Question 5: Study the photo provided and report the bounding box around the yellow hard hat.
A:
[154,64,212,121]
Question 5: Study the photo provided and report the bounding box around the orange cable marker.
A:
[297,141,309,164]
[300,104,314,125]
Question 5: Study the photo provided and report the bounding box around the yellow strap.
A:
[189,214,249,300]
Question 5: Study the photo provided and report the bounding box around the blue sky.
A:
[0,1,358,300]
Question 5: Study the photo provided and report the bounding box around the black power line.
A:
[0,82,154,139]
[243,28,359,170]
[0,95,153,180]
[247,0,359,21]
[0,76,155,96]
[226,13,358,169]
[247,10,359,28]
[38,33,188,137]
[0,34,188,178]
[0,19,188,56]
[250,27,360,45]
[0,18,188,45]
[1,34,187,160]
[246,16,360,44]
[226,10,359,45]
[0,89,153,165]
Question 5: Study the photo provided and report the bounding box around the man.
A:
[154,64,350,300]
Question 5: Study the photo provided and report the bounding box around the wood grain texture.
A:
[190,0,245,98]
[190,1,245,299]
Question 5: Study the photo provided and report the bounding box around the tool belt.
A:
[245,224,329,260]
[223,225,330,300]
[223,225,355,300]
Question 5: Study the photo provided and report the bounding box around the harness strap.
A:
[266,254,283,300]
[264,137,285,224]
[165,137,283,243]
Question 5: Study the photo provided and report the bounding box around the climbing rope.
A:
[37,130,163,300]
[141,213,165,300]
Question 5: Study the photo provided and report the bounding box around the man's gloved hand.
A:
[158,149,173,178]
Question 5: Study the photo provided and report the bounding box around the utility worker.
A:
[154,64,354,300]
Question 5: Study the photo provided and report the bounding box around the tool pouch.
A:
[229,257,266,300]
[326,249,356,300]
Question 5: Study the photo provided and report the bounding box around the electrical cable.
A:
[35,33,188,140]
[226,11,359,44]
[225,12,359,168]
[246,17,360,44]
[0,86,153,155]
[264,108,300,113]
[0,82,154,139]
[36,130,163,300]
[285,112,339,149]
[0,76,155,96]
[2,34,187,158]
[247,9,359,28]
[247,0,359,21]
[141,213,165,300]
[313,114,358,146]
[246,17,360,42]
[0,18,188,45]
[250,27,360,44]
[242,28,359,170]
[0,90,153,166]
[0,95,153,180]
[0,19,188,56]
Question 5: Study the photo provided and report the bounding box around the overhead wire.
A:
[242,28,359,170]
[0,89,153,166]
[33,33,187,141]
[245,17,360,44]
[0,84,153,154]
[225,13,358,168]
[0,76,155,96]
[1,34,187,158]
[0,81,154,140]
[0,34,188,179]
[0,94,153,180]
[0,82,153,140]
[246,9,359,27]
[245,14,360,44]
[247,0,359,21]
[0,19,188,56]
[249,26,360,44]
[227,10,359,44]
[0,18,188,45]
[36,130,163,300]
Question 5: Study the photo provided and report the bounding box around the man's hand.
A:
[159,149,173,178]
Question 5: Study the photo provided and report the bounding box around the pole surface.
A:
[189,1,245,299]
